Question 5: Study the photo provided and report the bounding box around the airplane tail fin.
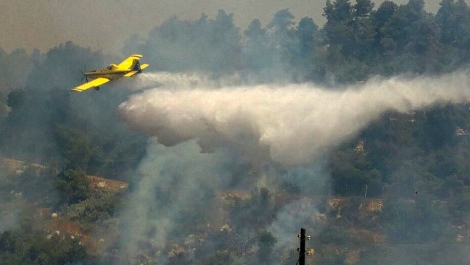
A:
[132,59,149,73]
[125,62,149,77]
[120,54,148,77]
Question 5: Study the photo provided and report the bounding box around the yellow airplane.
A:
[71,54,149,92]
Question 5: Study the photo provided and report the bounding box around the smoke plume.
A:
[118,139,234,263]
[119,70,470,167]
[267,198,321,257]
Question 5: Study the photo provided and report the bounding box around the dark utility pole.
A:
[299,228,306,265]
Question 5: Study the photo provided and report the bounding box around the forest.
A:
[1,0,470,264]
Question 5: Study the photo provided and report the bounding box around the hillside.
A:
[2,155,470,265]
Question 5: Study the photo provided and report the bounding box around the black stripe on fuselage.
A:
[85,71,129,80]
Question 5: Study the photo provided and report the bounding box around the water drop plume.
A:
[120,71,470,166]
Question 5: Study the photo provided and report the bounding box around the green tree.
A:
[295,17,319,79]
[435,0,470,64]
[330,147,383,197]
[0,230,91,265]
[243,19,269,73]
[354,0,374,19]
[265,9,300,77]
[382,193,453,243]
[323,0,354,49]
[436,0,470,46]
[54,167,89,205]
[257,230,277,264]
[379,0,432,53]
[136,10,242,75]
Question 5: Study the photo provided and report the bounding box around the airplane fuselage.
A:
[84,69,132,80]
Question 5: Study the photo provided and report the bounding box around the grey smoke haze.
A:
[0,0,446,53]
[117,138,328,264]
[118,139,234,263]
[267,198,321,259]
[119,71,470,167]
[0,196,24,233]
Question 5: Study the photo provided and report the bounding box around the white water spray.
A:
[120,70,470,167]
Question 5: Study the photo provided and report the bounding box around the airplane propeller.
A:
[78,66,88,83]
[80,74,89,83]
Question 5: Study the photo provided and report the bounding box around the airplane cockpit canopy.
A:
[106,64,118,70]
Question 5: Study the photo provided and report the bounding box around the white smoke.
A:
[118,139,233,263]
[119,70,470,167]
[267,198,320,260]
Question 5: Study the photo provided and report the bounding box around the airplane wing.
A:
[71,78,110,92]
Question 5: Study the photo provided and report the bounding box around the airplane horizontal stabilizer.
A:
[124,71,138,77]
